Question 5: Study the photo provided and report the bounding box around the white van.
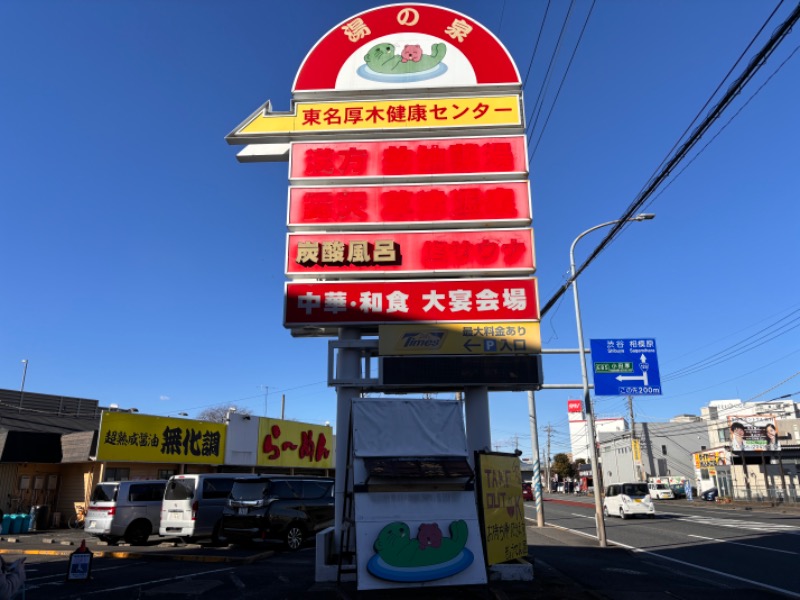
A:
[159,473,256,543]
[647,482,675,500]
[85,480,167,544]
[603,482,655,519]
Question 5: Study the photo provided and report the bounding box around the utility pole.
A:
[628,395,637,481]
[545,424,553,490]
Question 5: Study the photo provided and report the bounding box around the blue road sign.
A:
[590,338,662,396]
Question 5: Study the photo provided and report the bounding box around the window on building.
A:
[661,445,667,456]
[718,428,729,442]
[157,469,176,480]
[657,459,668,476]
[701,445,707,451]
[104,468,130,482]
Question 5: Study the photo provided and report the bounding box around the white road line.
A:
[27,562,136,583]
[664,513,800,533]
[542,522,800,599]
[570,513,595,519]
[29,566,236,595]
[688,534,799,555]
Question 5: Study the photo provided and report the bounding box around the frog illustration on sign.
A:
[363,42,447,74]
[370,519,472,568]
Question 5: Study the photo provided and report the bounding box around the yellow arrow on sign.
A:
[227,95,522,143]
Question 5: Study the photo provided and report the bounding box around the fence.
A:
[726,485,799,505]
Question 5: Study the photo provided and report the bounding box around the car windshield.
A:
[91,483,119,502]
[164,478,196,501]
[623,483,649,497]
[230,480,269,500]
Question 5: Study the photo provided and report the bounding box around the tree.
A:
[550,453,575,480]
[196,404,253,423]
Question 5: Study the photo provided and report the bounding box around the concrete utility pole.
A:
[545,424,553,489]
[628,395,637,480]
[527,390,545,527]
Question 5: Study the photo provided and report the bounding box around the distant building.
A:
[599,418,709,484]
[566,399,626,461]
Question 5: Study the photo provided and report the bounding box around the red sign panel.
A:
[286,229,535,279]
[288,181,531,230]
[284,277,539,327]
[567,400,583,413]
[289,136,527,181]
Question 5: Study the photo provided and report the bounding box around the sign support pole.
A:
[527,390,545,527]
[464,387,491,468]
[334,327,360,553]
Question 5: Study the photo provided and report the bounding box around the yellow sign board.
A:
[632,438,641,463]
[232,95,521,139]
[379,322,540,356]
[478,453,527,565]
[97,413,226,464]
[257,418,333,469]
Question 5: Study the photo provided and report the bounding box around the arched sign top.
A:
[293,3,521,94]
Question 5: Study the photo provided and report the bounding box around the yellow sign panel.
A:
[632,438,642,463]
[257,418,333,469]
[234,95,521,138]
[379,322,540,356]
[478,453,527,565]
[97,413,225,464]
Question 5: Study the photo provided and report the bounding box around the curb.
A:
[0,546,275,563]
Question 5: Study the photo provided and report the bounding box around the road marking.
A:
[34,566,236,595]
[688,534,798,555]
[669,514,800,533]
[570,513,595,519]
[544,523,800,599]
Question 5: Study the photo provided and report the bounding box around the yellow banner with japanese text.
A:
[96,413,225,464]
[236,95,521,137]
[257,418,333,469]
[478,453,527,565]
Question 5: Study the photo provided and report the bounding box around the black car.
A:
[701,487,719,501]
[220,476,334,550]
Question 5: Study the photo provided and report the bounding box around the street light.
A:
[571,212,655,548]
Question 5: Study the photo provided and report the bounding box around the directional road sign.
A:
[590,339,662,396]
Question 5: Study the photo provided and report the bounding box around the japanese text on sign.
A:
[257,418,333,468]
[238,96,521,136]
[341,12,474,43]
[97,413,226,465]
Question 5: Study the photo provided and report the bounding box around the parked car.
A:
[603,482,655,519]
[670,484,687,499]
[160,473,257,543]
[220,476,334,550]
[522,482,533,501]
[85,480,167,544]
[701,487,719,501]
[647,482,675,500]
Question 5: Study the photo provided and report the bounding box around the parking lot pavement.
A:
[0,528,274,563]
[1,527,606,599]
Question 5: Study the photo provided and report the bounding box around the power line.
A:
[540,2,800,317]
[530,0,596,163]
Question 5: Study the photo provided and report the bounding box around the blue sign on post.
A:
[590,339,662,396]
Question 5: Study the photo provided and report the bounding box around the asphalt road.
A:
[533,494,800,597]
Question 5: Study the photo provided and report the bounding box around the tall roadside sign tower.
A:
[227,4,540,589]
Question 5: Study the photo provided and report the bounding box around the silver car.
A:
[85,480,167,544]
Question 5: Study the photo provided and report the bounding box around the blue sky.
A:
[2,1,798,457]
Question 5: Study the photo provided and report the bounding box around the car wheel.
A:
[124,520,152,545]
[284,523,305,551]
[619,508,627,520]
